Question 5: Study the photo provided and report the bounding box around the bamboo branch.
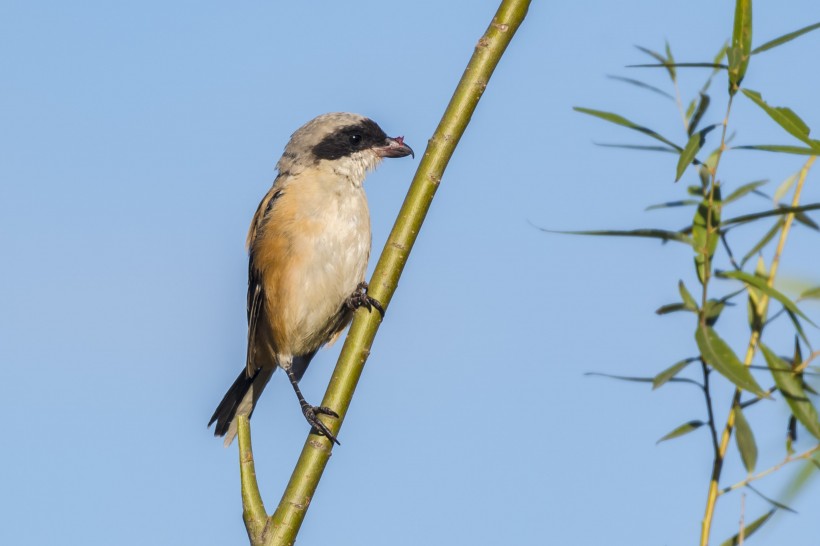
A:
[236,2,533,545]
[719,445,820,495]
[700,155,816,546]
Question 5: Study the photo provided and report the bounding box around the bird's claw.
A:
[302,404,340,445]
[345,281,385,318]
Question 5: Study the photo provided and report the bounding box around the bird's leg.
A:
[284,366,340,445]
[345,281,385,318]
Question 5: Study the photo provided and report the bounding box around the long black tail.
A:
[208,367,274,446]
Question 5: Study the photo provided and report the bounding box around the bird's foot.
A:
[302,403,341,445]
[345,281,385,318]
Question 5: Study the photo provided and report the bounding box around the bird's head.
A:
[276,113,414,184]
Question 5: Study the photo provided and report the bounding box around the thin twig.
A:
[720,445,820,495]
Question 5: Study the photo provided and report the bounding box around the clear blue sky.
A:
[2,2,820,545]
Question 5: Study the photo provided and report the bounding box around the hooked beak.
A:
[375,136,414,159]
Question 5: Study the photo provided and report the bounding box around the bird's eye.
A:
[349,134,362,146]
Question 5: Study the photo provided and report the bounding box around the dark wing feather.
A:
[245,188,283,376]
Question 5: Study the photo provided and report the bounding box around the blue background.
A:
[2,1,820,544]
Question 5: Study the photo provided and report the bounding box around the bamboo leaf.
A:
[717,270,816,326]
[760,343,820,440]
[540,227,692,244]
[646,199,699,211]
[656,303,693,315]
[783,310,811,366]
[747,484,797,513]
[795,210,820,230]
[734,144,820,155]
[722,203,820,227]
[594,142,679,154]
[685,97,697,121]
[724,179,768,204]
[799,286,820,301]
[679,280,699,311]
[628,62,727,69]
[585,372,654,384]
[634,45,675,80]
[734,406,758,473]
[728,0,752,94]
[773,173,798,203]
[692,186,722,284]
[606,75,674,100]
[677,132,704,181]
[688,93,711,136]
[719,510,775,546]
[752,21,820,54]
[704,299,727,326]
[741,89,820,149]
[740,220,782,267]
[664,41,676,80]
[696,325,766,397]
[657,420,704,443]
[586,371,702,389]
[574,107,682,150]
[653,358,698,390]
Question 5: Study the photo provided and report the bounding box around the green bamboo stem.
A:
[237,415,268,543]
[237,1,533,545]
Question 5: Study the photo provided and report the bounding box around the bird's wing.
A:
[245,187,283,376]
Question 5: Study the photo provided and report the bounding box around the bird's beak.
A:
[375,136,414,159]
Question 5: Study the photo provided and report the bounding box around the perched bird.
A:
[209,113,413,446]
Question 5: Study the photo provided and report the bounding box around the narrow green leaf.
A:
[722,203,820,227]
[653,358,698,389]
[793,336,803,370]
[645,199,699,211]
[574,107,682,150]
[584,372,654,384]
[728,0,753,93]
[723,179,768,204]
[688,93,711,136]
[787,416,797,454]
[692,186,722,284]
[685,97,697,121]
[794,210,820,231]
[539,227,692,245]
[657,420,704,443]
[734,144,820,155]
[679,280,698,310]
[696,325,766,397]
[664,41,676,80]
[747,484,797,513]
[717,270,816,326]
[703,299,726,326]
[740,219,782,267]
[606,75,674,100]
[677,132,704,181]
[734,406,758,473]
[798,286,820,301]
[634,45,675,80]
[634,45,666,64]
[773,173,798,203]
[719,510,775,546]
[760,343,820,440]
[628,62,727,69]
[783,310,811,367]
[593,142,679,154]
[752,21,820,54]
[656,303,693,315]
[741,90,820,149]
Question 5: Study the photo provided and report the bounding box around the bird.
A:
[209,112,413,446]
